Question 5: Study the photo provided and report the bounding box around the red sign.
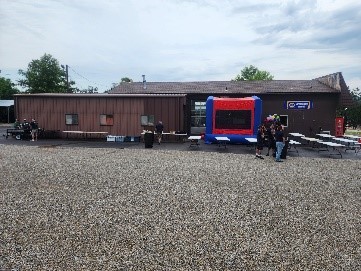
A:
[335,117,344,137]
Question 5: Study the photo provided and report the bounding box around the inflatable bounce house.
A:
[204,96,262,144]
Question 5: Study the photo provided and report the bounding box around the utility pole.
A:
[65,64,69,93]
[61,64,70,93]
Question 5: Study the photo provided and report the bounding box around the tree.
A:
[345,105,361,129]
[350,87,361,103]
[345,87,361,129]
[0,76,20,99]
[233,65,274,81]
[18,53,75,93]
[121,77,133,83]
[76,86,98,94]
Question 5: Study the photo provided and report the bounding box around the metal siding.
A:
[15,92,339,138]
[168,98,178,131]
[14,95,183,138]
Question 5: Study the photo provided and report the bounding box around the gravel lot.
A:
[1,144,360,270]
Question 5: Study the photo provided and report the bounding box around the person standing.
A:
[30,118,39,141]
[256,125,265,159]
[275,125,285,162]
[266,123,275,156]
[14,119,20,129]
[22,119,30,130]
[21,119,31,140]
[155,120,164,144]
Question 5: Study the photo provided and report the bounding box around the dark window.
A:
[65,114,78,125]
[215,110,251,129]
[279,115,288,127]
[141,115,155,126]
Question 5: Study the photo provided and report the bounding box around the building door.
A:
[190,100,206,134]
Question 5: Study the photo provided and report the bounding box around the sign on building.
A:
[284,101,313,109]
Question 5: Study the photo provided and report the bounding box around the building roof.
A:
[14,93,187,98]
[315,72,354,107]
[109,73,345,95]
[12,73,354,108]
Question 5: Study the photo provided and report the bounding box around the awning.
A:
[0,100,14,123]
[0,100,14,107]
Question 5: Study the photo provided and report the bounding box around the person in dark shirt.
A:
[256,125,265,159]
[266,123,275,156]
[275,124,285,162]
[30,118,39,141]
[155,120,164,144]
[22,119,30,130]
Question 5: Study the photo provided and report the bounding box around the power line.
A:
[68,65,109,89]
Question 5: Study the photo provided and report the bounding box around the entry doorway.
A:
[190,100,206,134]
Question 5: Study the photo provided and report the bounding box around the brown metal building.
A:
[14,72,354,138]
[14,94,186,138]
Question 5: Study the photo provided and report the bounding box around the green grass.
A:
[345,129,361,136]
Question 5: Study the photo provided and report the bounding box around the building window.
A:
[141,115,155,126]
[191,100,206,127]
[100,114,114,126]
[280,115,288,127]
[65,114,78,125]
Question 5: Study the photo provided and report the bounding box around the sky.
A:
[1,0,361,93]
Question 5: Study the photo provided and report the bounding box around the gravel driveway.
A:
[1,144,360,270]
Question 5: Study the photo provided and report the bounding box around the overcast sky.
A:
[1,0,360,92]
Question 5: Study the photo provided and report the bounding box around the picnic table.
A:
[289,132,305,137]
[299,136,350,158]
[316,133,335,141]
[245,137,257,149]
[140,131,188,143]
[333,137,360,153]
[288,139,301,155]
[245,137,257,144]
[215,136,230,148]
[343,134,361,140]
[62,131,108,139]
[317,141,345,158]
[160,132,188,142]
[300,136,322,148]
[188,136,201,147]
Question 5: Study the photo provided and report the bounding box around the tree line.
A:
[0,53,360,127]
